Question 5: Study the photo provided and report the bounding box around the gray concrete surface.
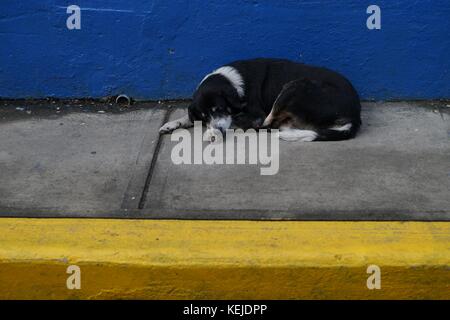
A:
[0,102,165,213]
[144,102,450,219]
[0,100,449,220]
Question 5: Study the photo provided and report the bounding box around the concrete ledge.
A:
[1,101,449,221]
[0,219,449,299]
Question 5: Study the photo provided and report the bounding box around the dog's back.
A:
[228,58,360,114]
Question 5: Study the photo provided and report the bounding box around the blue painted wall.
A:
[0,0,449,100]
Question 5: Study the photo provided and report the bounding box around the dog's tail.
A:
[314,120,361,141]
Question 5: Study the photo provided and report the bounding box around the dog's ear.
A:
[221,86,243,110]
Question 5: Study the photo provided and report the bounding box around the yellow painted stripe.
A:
[0,219,449,299]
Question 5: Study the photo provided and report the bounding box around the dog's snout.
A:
[208,115,232,132]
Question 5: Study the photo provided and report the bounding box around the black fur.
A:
[188,58,361,141]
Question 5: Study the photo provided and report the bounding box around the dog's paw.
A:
[159,120,180,134]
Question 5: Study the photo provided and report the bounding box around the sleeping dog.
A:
[160,58,361,141]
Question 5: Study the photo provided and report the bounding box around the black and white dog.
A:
[160,58,361,141]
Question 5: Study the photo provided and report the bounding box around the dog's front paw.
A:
[159,120,180,134]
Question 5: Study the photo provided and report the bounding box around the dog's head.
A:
[188,74,243,134]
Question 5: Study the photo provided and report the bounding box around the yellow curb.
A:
[0,218,449,299]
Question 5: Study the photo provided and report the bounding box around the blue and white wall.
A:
[0,0,449,100]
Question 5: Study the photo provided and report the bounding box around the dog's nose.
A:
[205,128,223,143]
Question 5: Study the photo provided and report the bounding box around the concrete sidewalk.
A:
[0,100,449,220]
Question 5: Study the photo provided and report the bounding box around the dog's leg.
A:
[159,114,193,134]
[278,126,318,142]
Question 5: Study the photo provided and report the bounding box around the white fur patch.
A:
[330,123,352,131]
[199,66,245,98]
[208,115,232,131]
[204,128,222,143]
[263,90,285,127]
[279,129,317,142]
[262,112,274,127]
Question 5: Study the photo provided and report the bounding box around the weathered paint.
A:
[0,219,448,299]
[0,1,449,100]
